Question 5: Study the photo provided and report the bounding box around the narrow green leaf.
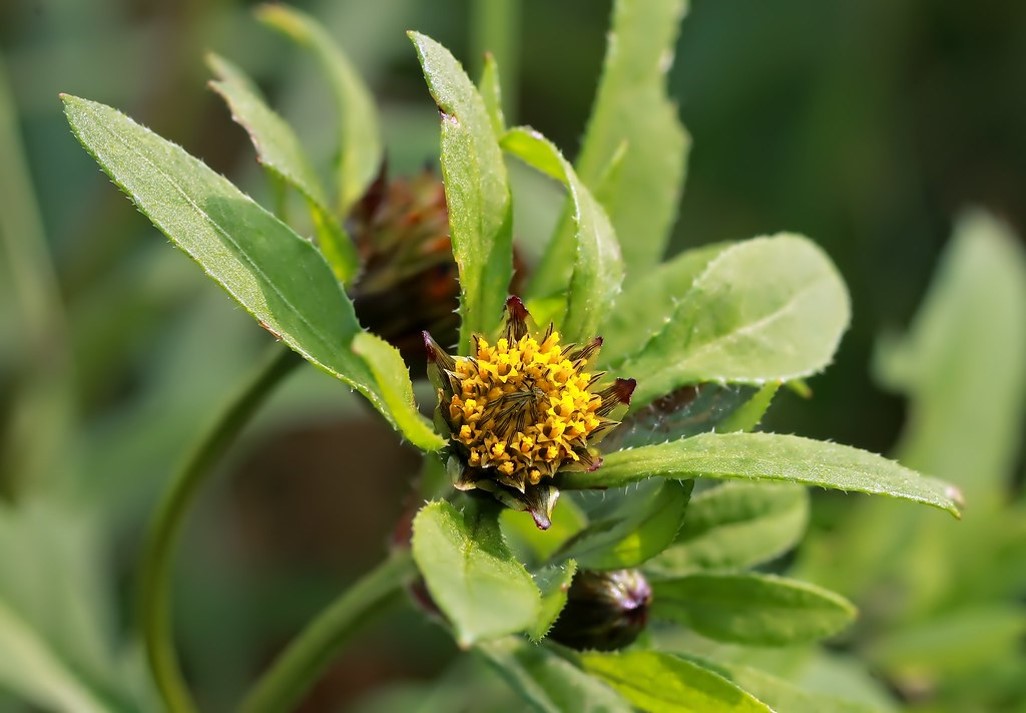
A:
[558,480,692,570]
[598,242,730,367]
[530,560,577,641]
[562,432,962,517]
[617,235,850,410]
[351,333,444,451]
[645,482,808,577]
[411,501,539,647]
[501,498,587,565]
[716,383,780,433]
[61,95,434,447]
[502,126,624,342]
[685,657,881,713]
[478,53,506,138]
[575,0,690,278]
[206,52,359,284]
[257,4,381,212]
[580,650,772,712]
[409,32,513,352]
[653,573,856,645]
[479,638,631,713]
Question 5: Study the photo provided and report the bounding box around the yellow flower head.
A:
[424,297,635,529]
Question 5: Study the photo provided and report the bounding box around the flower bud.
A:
[548,569,652,651]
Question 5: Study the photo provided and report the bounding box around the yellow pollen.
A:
[449,330,602,485]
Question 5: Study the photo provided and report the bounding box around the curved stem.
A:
[239,549,415,713]
[139,344,301,713]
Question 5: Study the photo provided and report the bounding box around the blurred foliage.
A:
[1,0,1024,710]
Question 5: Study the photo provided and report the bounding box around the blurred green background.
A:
[1,0,1024,710]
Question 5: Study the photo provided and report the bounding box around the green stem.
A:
[139,344,301,713]
[239,549,415,713]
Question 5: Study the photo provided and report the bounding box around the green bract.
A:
[59,2,968,711]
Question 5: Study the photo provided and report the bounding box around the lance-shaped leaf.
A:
[62,95,440,451]
[257,4,381,212]
[529,560,577,641]
[479,638,631,713]
[617,235,850,410]
[652,573,856,645]
[576,0,690,278]
[206,53,359,283]
[645,482,808,577]
[409,32,513,352]
[580,650,772,712]
[477,53,506,138]
[559,432,962,517]
[412,501,539,647]
[502,126,624,342]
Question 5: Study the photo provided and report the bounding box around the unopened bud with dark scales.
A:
[549,569,652,651]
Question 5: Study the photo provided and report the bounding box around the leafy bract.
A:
[561,431,961,517]
[479,638,630,713]
[616,235,850,409]
[206,52,359,284]
[256,4,381,213]
[411,502,539,647]
[502,126,624,342]
[575,0,690,278]
[580,650,772,712]
[409,31,513,352]
[652,573,856,645]
[62,95,439,451]
[558,480,691,570]
[645,482,808,577]
[530,560,577,641]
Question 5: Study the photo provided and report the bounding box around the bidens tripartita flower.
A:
[423,296,635,529]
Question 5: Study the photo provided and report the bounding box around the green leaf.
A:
[686,657,881,713]
[479,638,631,713]
[411,501,539,647]
[0,501,152,712]
[256,4,381,212]
[716,383,780,433]
[874,210,1026,497]
[580,650,772,712]
[616,235,850,410]
[61,95,438,449]
[477,53,506,138]
[501,126,624,342]
[645,482,808,577]
[206,52,359,284]
[501,498,587,566]
[351,333,445,451]
[530,560,577,641]
[575,0,690,278]
[561,432,962,517]
[598,242,730,367]
[558,480,692,570]
[409,32,513,352]
[652,573,856,645]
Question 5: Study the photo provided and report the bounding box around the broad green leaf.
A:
[645,482,808,577]
[561,432,962,517]
[206,52,359,283]
[501,498,587,565]
[501,126,624,342]
[351,333,445,450]
[62,95,438,450]
[598,242,730,367]
[580,650,772,712]
[257,4,381,212]
[411,501,539,647]
[617,235,850,410]
[409,32,513,352]
[685,657,880,713]
[479,638,630,713]
[477,53,506,138]
[0,501,152,712]
[652,573,856,645]
[530,560,577,641]
[600,384,760,452]
[875,210,1026,497]
[575,0,690,278]
[558,480,692,570]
